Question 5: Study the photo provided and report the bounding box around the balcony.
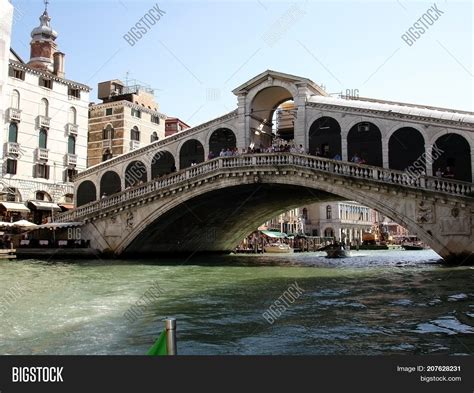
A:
[5,142,20,156]
[130,140,140,151]
[37,115,51,129]
[35,148,49,161]
[66,123,79,136]
[7,107,22,122]
[64,153,78,166]
[103,139,112,149]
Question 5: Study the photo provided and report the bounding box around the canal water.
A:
[0,250,473,355]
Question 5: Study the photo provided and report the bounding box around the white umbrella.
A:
[0,221,14,228]
[12,220,38,228]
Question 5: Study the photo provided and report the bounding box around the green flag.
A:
[147,330,167,356]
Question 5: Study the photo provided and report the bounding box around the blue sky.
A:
[10,0,473,126]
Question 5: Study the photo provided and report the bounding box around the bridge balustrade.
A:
[58,153,473,223]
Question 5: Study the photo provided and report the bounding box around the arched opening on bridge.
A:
[125,161,147,188]
[432,134,472,182]
[180,139,204,169]
[389,127,425,171]
[273,100,296,143]
[308,117,342,158]
[250,86,294,150]
[347,122,383,167]
[77,181,97,207]
[151,151,176,179]
[209,128,237,157]
[100,171,121,197]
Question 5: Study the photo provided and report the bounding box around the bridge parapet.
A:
[58,153,473,223]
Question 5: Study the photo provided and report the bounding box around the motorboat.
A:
[264,243,294,253]
[326,244,350,258]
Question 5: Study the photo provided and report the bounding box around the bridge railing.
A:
[56,153,473,223]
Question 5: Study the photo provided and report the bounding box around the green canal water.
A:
[0,250,473,355]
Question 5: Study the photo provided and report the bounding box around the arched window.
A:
[326,205,332,220]
[8,123,18,143]
[150,132,159,142]
[40,98,49,117]
[302,208,308,220]
[131,126,140,141]
[39,128,48,149]
[103,124,114,140]
[68,136,76,154]
[68,107,77,124]
[11,90,20,109]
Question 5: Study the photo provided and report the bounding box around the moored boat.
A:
[264,243,294,253]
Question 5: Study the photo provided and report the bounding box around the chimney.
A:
[53,51,65,78]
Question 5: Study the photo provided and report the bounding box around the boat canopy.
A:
[261,230,287,238]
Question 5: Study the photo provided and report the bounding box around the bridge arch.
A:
[112,172,458,259]
[179,139,205,169]
[76,180,97,207]
[100,171,121,197]
[125,160,148,188]
[208,128,237,157]
[248,85,296,149]
[347,122,383,167]
[388,127,425,171]
[308,116,342,158]
[151,150,176,179]
[432,133,472,182]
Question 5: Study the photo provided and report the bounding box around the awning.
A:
[59,204,74,211]
[260,230,288,239]
[27,201,62,211]
[35,222,83,230]
[0,202,30,213]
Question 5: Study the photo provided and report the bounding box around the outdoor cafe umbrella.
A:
[12,220,38,228]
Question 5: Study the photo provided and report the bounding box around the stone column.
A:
[425,144,433,176]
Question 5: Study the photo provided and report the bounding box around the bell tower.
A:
[28,0,58,73]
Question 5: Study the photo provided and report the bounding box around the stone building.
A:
[0,3,90,222]
[87,79,167,167]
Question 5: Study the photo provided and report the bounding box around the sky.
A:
[9,0,474,127]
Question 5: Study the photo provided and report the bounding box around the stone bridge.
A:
[60,70,474,261]
[58,153,474,262]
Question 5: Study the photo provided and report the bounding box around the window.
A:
[39,128,48,149]
[9,68,25,80]
[6,159,17,175]
[103,124,114,140]
[40,98,49,117]
[150,132,159,142]
[68,107,77,124]
[8,123,18,143]
[34,164,50,179]
[106,108,113,116]
[68,136,76,154]
[151,115,160,124]
[130,126,140,141]
[326,205,332,220]
[64,169,78,182]
[11,90,20,109]
[68,87,80,99]
[64,194,74,203]
[131,108,141,118]
[39,77,53,89]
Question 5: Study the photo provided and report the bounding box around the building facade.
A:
[0,4,90,222]
[0,0,13,164]
[87,79,167,167]
[165,117,190,137]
